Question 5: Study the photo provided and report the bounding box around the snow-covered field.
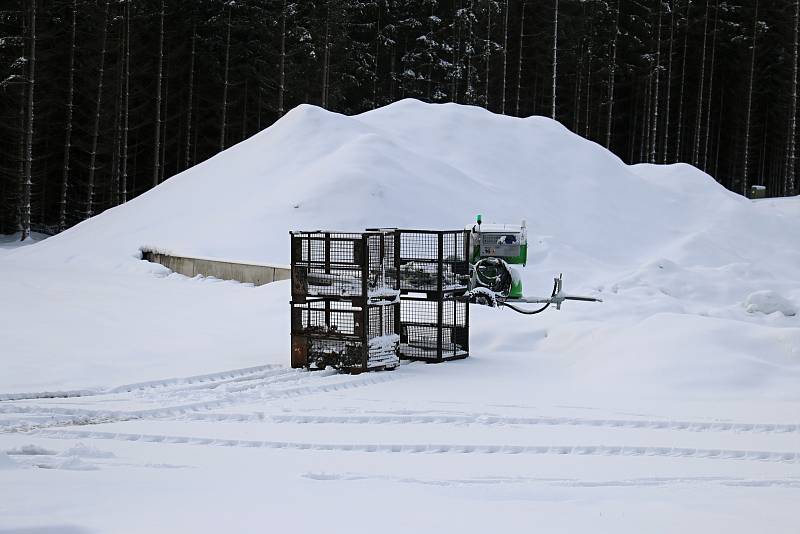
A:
[1,100,799,533]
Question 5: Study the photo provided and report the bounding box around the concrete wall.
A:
[142,250,290,286]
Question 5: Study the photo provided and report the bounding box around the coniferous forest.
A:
[1,0,798,238]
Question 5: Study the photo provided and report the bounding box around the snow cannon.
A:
[468,217,527,300]
[462,216,602,314]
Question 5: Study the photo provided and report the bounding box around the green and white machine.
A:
[464,215,601,314]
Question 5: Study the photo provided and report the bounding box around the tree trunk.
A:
[551,0,558,119]
[650,6,662,163]
[17,90,25,234]
[241,79,248,140]
[278,0,287,116]
[742,0,759,195]
[702,0,719,171]
[375,2,382,107]
[59,0,77,231]
[451,0,460,101]
[662,0,676,162]
[500,0,509,114]
[692,0,710,166]
[390,42,397,101]
[426,3,434,100]
[484,3,491,108]
[86,0,110,219]
[120,0,131,203]
[629,86,639,162]
[675,0,691,162]
[788,0,799,195]
[21,0,36,240]
[714,90,724,179]
[606,0,618,149]
[639,77,653,162]
[153,0,165,186]
[574,41,582,131]
[515,0,527,116]
[220,4,232,151]
[759,111,768,192]
[585,44,591,138]
[465,0,475,104]
[112,18,126,206]
[322,3,331,108]
[160,59,169,184]
[185,20,196,169]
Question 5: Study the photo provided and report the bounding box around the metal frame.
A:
[291,297,399,372]
[289,229,471,370]
[394,229,470,297]
[394,229,470,362]
[399,295,469,362]
[291,230,399,302]
[290,230,400,373]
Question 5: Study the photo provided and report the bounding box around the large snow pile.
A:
[2,99,799,402]
[2,100,800,534]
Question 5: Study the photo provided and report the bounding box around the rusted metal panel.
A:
[291,336,308,369]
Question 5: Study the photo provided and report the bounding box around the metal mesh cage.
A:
[396,230,470,294]
[399,296,469,362]
[290,228,470,371]
[291,231,398,301]
[291,299,399,372]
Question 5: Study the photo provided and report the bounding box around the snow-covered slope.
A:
[13,100,792,272]
[2,100,800,534]
[3,99,798,399]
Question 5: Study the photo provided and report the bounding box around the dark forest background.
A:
[2,0,798,239]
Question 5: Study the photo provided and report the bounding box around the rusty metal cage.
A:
[291,298,399,372]
[399,295,469,362]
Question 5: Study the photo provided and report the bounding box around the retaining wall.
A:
[142,249,290,286]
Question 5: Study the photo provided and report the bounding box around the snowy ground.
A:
[0,232,47,256]
[1,100,799,533]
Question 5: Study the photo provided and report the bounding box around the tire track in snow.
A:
[1,371,402,433]
[1,369,304,418]
[0,364,283,402]
[33,428,800,464]
[301,472,800,489]
[174,412,800,435]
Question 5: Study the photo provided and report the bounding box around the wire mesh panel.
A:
[396,230,470,295]
[291,231,399,301]
[291,299,399,372]
[366,232,398,298]
[399,296,469,362]
[291,299,361,337]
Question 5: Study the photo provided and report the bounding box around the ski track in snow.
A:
[175,412,800,434]
[0,367,402,432]
[3,364,798,469]
[0,363,284,401]
[30,428,800,464]
[298,472,800,489]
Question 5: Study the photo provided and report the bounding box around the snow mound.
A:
[1,99,798,402]
[744,291,797,317]
[6,99,760,271]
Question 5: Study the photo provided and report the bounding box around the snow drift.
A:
[1,99,798,409]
